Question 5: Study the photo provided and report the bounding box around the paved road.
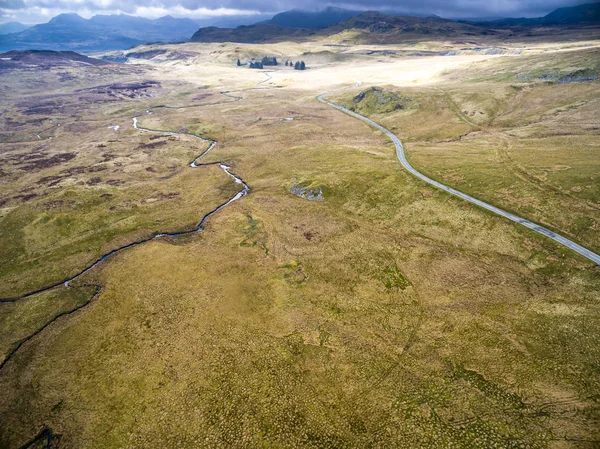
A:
[318,88,600,265]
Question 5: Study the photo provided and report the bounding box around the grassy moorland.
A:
[1,38,599,448]
[0,68,241,299]
[334,46,600,254]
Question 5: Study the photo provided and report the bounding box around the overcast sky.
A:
[0,0,594,24]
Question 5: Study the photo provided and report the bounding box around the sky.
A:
[0,0,595,24]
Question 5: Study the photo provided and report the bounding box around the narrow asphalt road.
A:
[318,86,600,265]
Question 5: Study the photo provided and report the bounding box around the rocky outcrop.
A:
[290,184,324,201]
[351,86,412,114]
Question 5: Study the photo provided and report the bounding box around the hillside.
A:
[329,11,495,41]
[191,24,315,44]
[191,11,494,44]
[0,50,110,69]
[267,7,363,29]
[542,2,600,24]
[472,2,600,26]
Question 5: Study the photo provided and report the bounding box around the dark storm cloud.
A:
[0,0,594,23]
[205,0,594,17]
[0,0,26,9]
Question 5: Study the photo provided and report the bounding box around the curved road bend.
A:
[318,86,600,265]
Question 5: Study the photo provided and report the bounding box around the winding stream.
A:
[58,117,250,290]
[0,73,282,374]
[0,98,250,372]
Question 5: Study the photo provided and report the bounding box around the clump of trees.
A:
[261,56,277,66]
[239,57,305,70]
[294,61,306,70]
[239,56,279,69]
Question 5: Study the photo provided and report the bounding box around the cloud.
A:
[0,0,593,24]
[0,0,26,9]
[134,6,265,19]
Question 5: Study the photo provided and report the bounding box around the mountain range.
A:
[0,3,598,52]
[190,12,489,44]
[191,3,600,44]
[0,13,271,52]
[0,14,200,52]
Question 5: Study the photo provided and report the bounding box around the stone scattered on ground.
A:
[516,68,598,84]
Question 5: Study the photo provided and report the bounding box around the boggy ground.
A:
[0,38,599,448]
[0,64,243,299]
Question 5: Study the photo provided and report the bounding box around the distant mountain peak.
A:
[50,13,85,21]
[48,13,87,26]
[0,21,29,35]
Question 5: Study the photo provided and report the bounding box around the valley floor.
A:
[0,37,599,448]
